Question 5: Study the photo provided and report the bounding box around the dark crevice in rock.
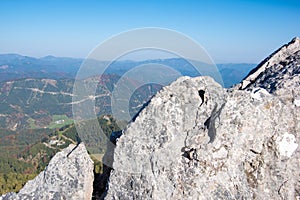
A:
[198,89,205,106]
[277,180,288,197]
[66,141,81,157]
[181,148,199,162]
[92,131,122,200]
[250,149,260,154]
[204,103,225,143]
[92,165,113,200]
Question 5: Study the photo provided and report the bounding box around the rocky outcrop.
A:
[239,37,300,91]
[1,143,94,200]
[238,37,300,109]
[105,38,300,199]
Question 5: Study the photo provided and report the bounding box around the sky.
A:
[0,0,299,63]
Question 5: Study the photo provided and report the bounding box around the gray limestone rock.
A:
[1,143,94,200]
[105,38,300,199]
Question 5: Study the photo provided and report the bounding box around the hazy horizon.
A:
[0,52,259,64]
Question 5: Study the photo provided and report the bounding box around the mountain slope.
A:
[0,77,114,129]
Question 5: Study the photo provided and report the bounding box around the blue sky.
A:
[0,0,299,63]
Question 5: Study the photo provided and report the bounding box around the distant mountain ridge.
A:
[0,53,255,87]
[0,54,83,81]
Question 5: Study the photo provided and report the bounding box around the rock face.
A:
[105,38,300,199]
[1,143,94,200]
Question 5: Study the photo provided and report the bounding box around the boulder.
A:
[1,143,94,200]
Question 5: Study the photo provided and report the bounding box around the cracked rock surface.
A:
[105,38,300,199]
